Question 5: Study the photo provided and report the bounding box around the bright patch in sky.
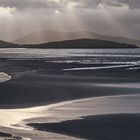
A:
[55,10,60,14]
[0,7,16,15]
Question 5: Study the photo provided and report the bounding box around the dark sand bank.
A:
[28,114,140,140]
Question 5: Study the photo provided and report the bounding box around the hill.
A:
[14,30,140,46]
[0,39,138,49]
[24,39,138,49]
[0,40,19,48]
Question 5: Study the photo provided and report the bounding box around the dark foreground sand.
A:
[0,132,12,138]
[28,114,140,140]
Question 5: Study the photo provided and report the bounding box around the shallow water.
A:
[1,48,140,72]
[0,48,140,62]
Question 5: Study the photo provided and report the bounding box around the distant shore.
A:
[0,38,139,49]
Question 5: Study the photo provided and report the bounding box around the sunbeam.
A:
[0,0,139,41]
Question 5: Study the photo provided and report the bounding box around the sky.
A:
[0,0,140,41]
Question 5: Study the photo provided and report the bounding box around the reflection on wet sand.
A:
[0,94,140,139]
[0,72,11,83]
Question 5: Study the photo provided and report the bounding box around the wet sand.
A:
[26,94,140,140]
[0,94,140,140]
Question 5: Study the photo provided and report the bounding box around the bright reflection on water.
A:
[31,94,140,124]
[0,94,140,139]
[1,94,139,128]
[0,48,140,58]
[1,48,140,66]
[0,72,11,82]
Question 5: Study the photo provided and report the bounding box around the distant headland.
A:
[0,38,138,49]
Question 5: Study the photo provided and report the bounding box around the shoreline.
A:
[25,94,140,139]
[25,93,140,139]
[0,93,139,131]
[0,94,139,139]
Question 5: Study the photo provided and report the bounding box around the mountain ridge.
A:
[0,40,19,48]
[0,38,138,49]
[14,30,140,46]
[23,38,138,49]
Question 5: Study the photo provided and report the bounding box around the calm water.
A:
[0,48,140,65]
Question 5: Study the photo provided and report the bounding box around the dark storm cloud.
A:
[0,0,139,10]
[0,0,62,10]
[73,0,140,9]
[119,0,140,8]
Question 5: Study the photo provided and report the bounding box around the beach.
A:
[0,48,140,139]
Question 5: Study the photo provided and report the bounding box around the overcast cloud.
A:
[0,0,140,41]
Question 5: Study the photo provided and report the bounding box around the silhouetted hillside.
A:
[0,40,19,48]
[24,39,138,49]
[14,30,140,45]
[0,39,138,49]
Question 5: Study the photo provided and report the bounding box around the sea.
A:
[0,48,140,65]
